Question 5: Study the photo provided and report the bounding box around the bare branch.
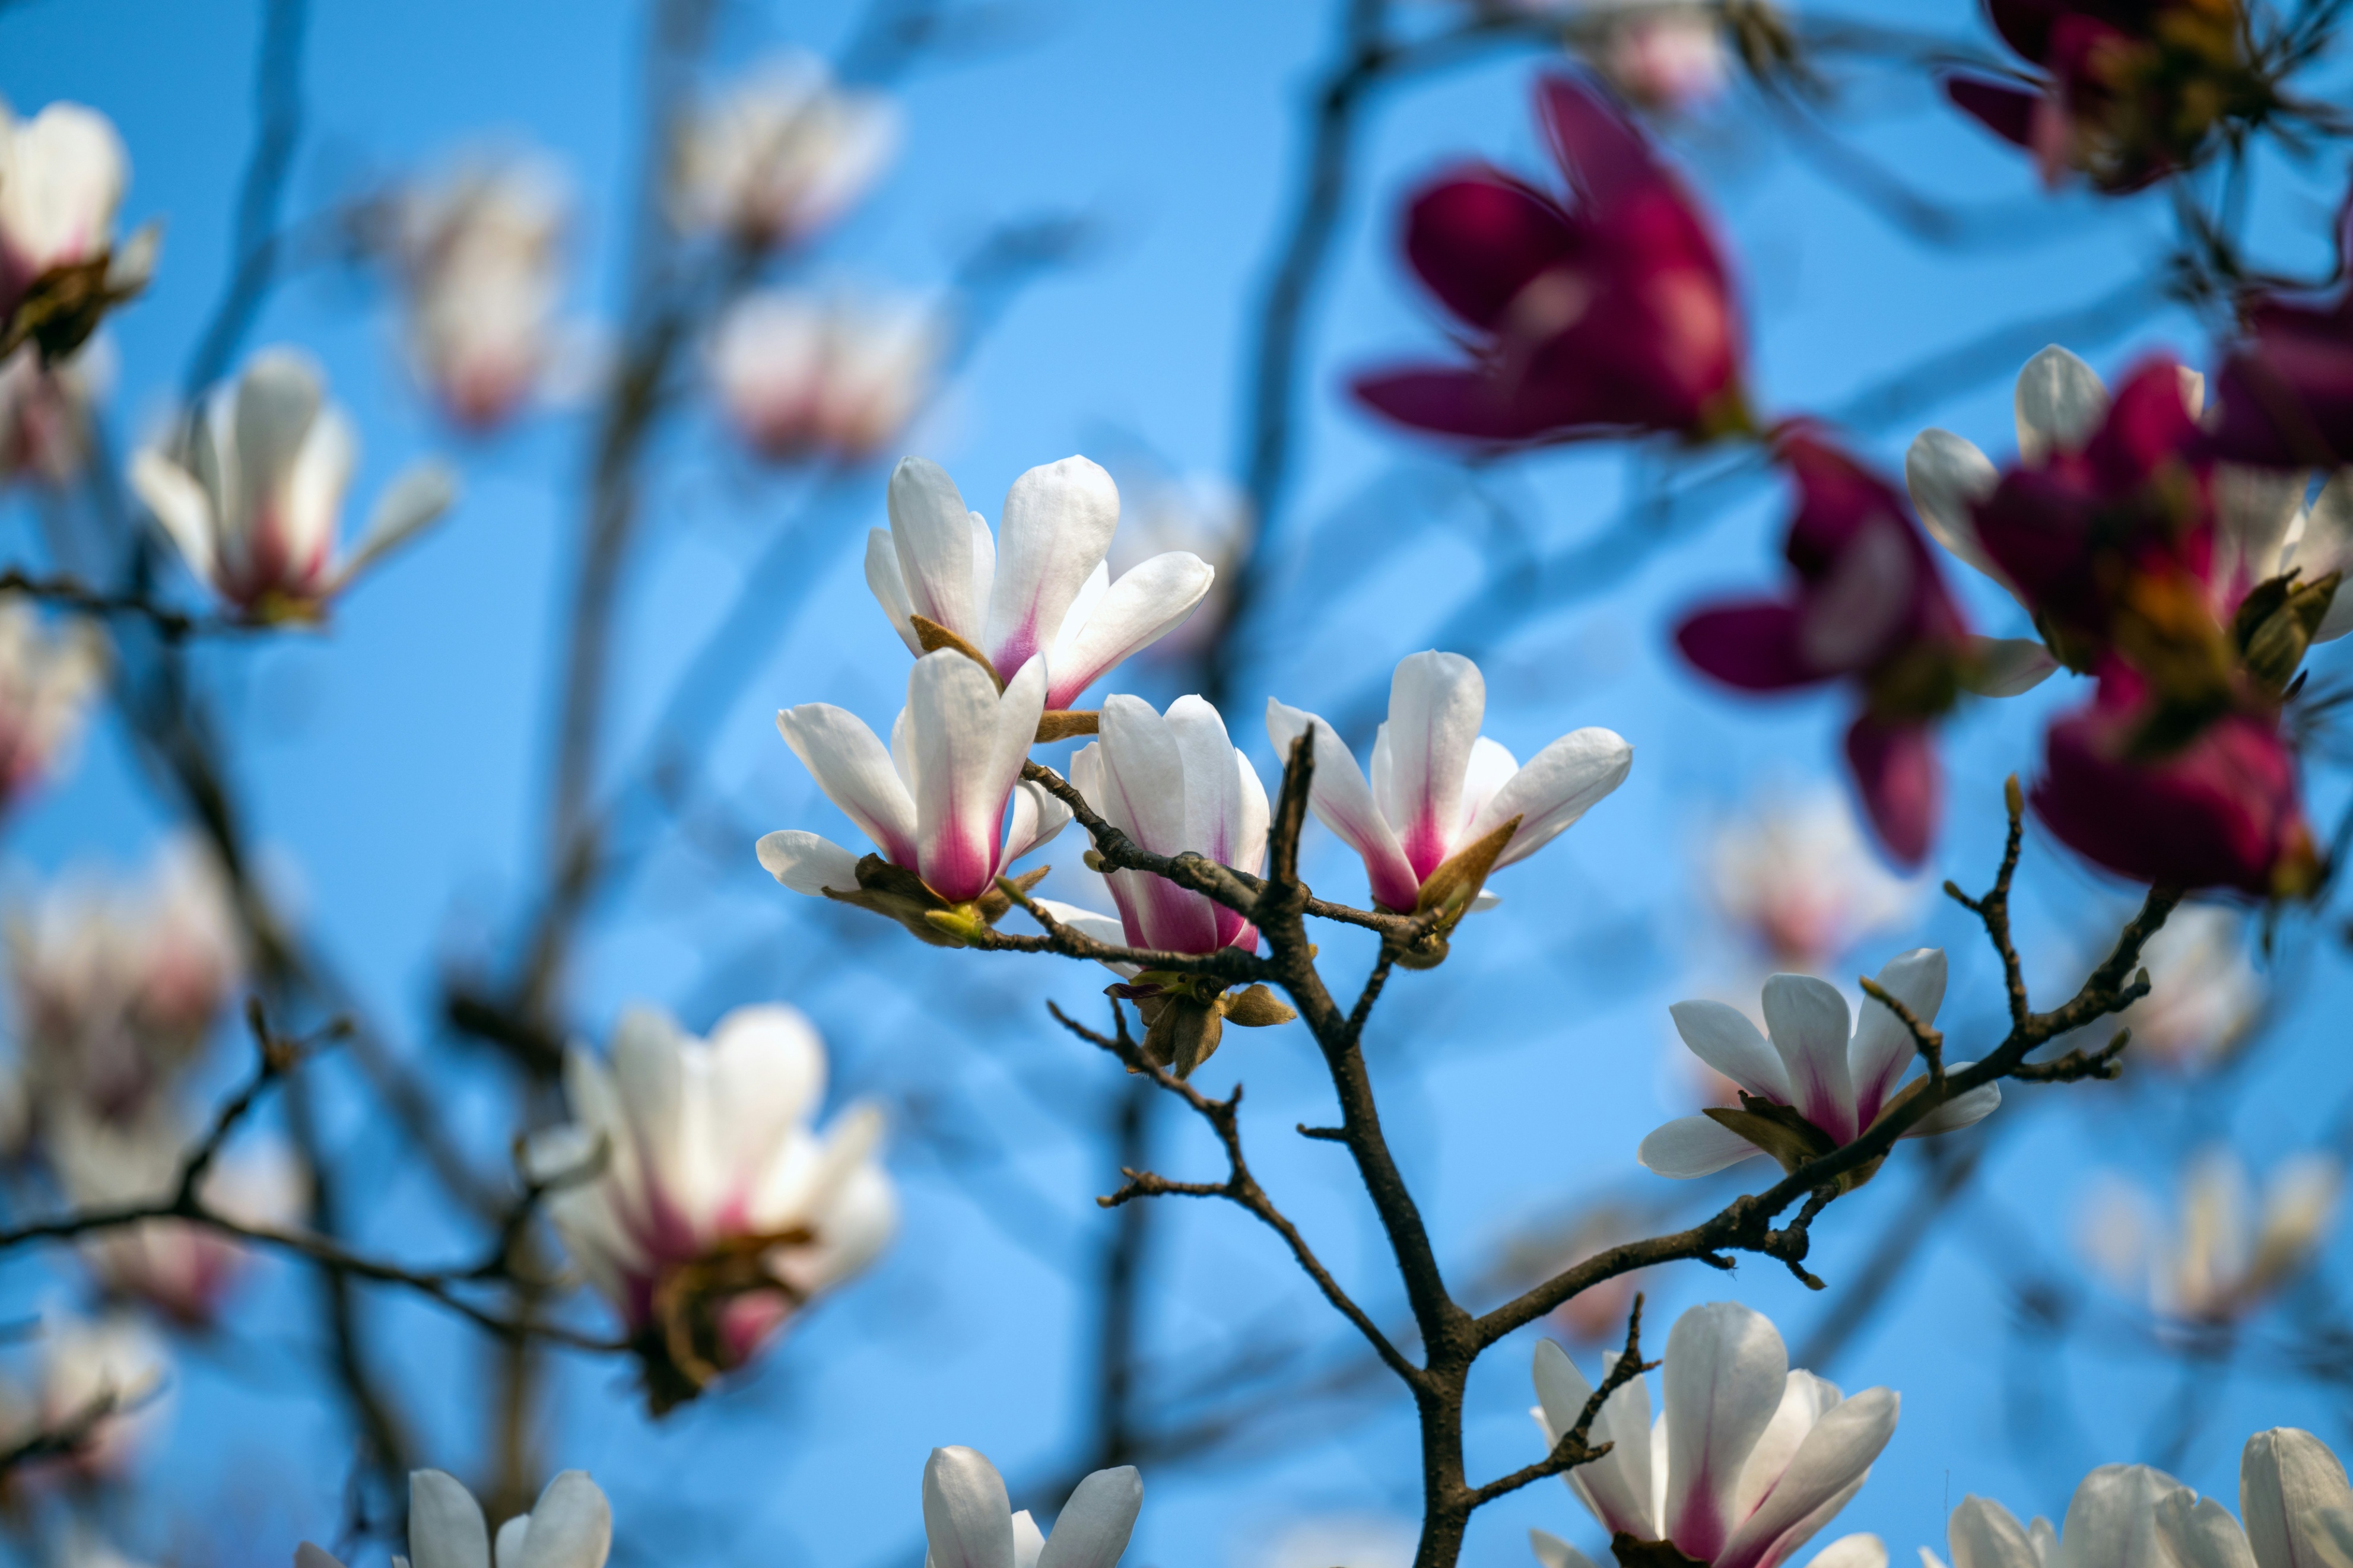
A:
[1466,1295,1656,1507]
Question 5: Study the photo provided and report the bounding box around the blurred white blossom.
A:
[0,592,104,815]
[672,52,898,248]
[21,1311,170,1480]
[708,288,941,464]
[131,348,456,621]
[0,98,126,319]
[1707,789,1917,975]
[2106,905,2266,1073]
[0,339,109,487]
[2079,1147,2341,1325]
[301,1468,611,1568]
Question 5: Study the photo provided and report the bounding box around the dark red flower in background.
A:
[1676,433,1974,864]
[2207,187,2353,470]
[1352,74,1745,446]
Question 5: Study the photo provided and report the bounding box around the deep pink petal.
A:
[1845,715,1940,867]
[1944,75,2043,149]
[1675,602,1821,691]
[1402,172,1581,332]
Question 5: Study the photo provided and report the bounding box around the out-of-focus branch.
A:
[182,0,310,396]
[0,566,214,638]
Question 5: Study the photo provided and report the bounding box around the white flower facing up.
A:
[1266,651,1633,917]
[522,1003,896,1411]
[1638,950,2000,1185]
[1707,789,1919,975]
[761,647,1072,939]
[0,591,104,812]
[0,99,126,315]
[1028,694,1293,1075]
[865,456,1216,711]
[1529,1301,1896,1568]
[709,289,940,464]
[386,155,571,431]
[672,52,899,249]
[2082,1146,2342,1327]
[299,1468,612,1568]
[129,348,458,621]
[921,1445,1142,1568]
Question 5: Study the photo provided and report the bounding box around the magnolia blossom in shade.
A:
[864,456,1214,710]
[1675,435,1975,866]
[385,155,571,431]
[1707,789,1919,974]
[1639,949,2000,1184]
[129,349,458,621]
[0,99,126,319]
[921,1445,1142,1568]
[708,289,939,464]
[301,1468,612,1568]
[22,1312,170,1479]
[0,341,108,486]
[2082,1147,2342,1326]
[522,1003,895,1410]
[2206,186,2353,470]
[0,593,104,814]
[761,648,1069,934]
[1528,1301,1897,1568]
[671,52,898,249]
[1266,651,1632,915]
[1352,73,1744,444]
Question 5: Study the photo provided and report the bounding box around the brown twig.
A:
[1465,1296,1656,1507]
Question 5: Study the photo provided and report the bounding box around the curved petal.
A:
[1097,695,1218,952]
[1002,778,1072,867]
[512,1472,612,1568]
[1848,948,1946,1127]
[925,1447,1015,1568]
[985,456,1120,676]
[2057,1465,2188,1568]
[1044,551,1215,708]
[1376,651,1488,879]
[297,1545,347,1568]
[2215,464,2310,596]
[1472,727,1634,869]
[339,459,458,588]
[1662,1302,1790,1563]
[2155,1490,2257,1568]
[1901,1068,2000,1137]
[1763,974,1857,1141]
[888,457,983,643]
[2015,346,2109,464]
[1808,1538,1888,1568]
[2297,473,2353,643]
[1535,1339,1656,1540]
[1716,1389,1898,1568]
[408,1470,492,1568]
[498,1516,533,1568]
[2242,1427,2353,1568]
[1668,1000,1792,1101]
[706,1003,825,1179]
[1904,430,2006,589]
[1961,637,2060,698]
[776,704,919,868]
[908,650,1018,902]
[1014,1513,1047,1568]
[1734,1370,1846,1525]
[1036,1466,1142,1568]
[1265,697,1419,912]
[757,829,864,896]
[131,451,220,588]
[866,526,922,654]
[1531,1529,1602,1568]
[1639,1115,1770,1178]
[1945,1496,2040,1568]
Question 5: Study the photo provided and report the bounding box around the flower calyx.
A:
[1389,815,1521,971]
[0,224,158,364]
[2232,567,2341,699]
[636,1226,814,1417]
[906,612,1098,739]
[819,853,1047,946]
[1703,1092,1885,1193]
[1109,971,1294,1079]
[1609,1534,1707,1568]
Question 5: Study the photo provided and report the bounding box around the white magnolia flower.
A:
[0,591,104,811]
[2155,1147,2339,1324]
[0,99,126,315]
[300,1468,612,1568]
[9,838,243,1127]
[672,52,898,247]
[130,348,458,620]
[2103,905,2265,1073]
[1707,789,1918,974]
[386,155,570,431]
[1529,1301,1896,1568]
[0,340,108,486]
[27,1311,169,1478]
[1639,950,2000,1181]
[709,289,939,463]
[865,456,1216,711]
[523,1004,894,1400]
[2241,1428,2353,1568]
[921,1445,1142,1568]
[761,648,1071,920]
[1905,345,2353,672]
[1266,651,1633,915]
[1104,464,1252,659]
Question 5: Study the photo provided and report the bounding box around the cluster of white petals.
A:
[131,348,458,620]
[2080,1146,2341,1326]
[672,52,898,249]
[523,1003,895,1383]
[1707,790,1917,975]
[301,1468,611,1568]
[709,288,939,463]
[922,1446,1142,1568]
[0,591,105,812]
[0,98,127,316]
[1529,1300,1896,1568]
[1640,949,1999,1179]
[1268,651,1633,915]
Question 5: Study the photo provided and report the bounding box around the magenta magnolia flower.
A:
[2208,192,2353,470]
[1675,434,1973,866]
[2033,661,2318,898]
[1351,74,1744,446]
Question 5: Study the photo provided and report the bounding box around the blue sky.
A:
[2,0,2352,1564]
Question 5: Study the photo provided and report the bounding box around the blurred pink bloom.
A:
[708,290,939,464]
[130,349,456,621]
[1707,790,1918,974]
[523,1004,894,1394]
[671,53,899,249]
[1640,950,1999,1180]
[1528,1301,1895,1568]
[1353,74,1745,444]
[0,593,104,816]
[2208,188,2353,470]
[863,456,1215,709]
[387,155,570,431]
[1675,435,1973,866]
[1597,5,1730,112]
[762,648,1068,906]
[21,1312,169,1481]
[0,341,107,487]
[0,100,125,320]
[1267,651,1632,915]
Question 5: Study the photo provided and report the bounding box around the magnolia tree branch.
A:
[1466,1296,1656,1507]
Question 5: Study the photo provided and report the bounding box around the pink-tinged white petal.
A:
[984,456,1119,677]
[983,656,1050,878]
[1847,948,1946,1127]
[1661,1302,1790,1563]
[1233,746,1270,875]
[1459,736,1519,839]
[2014,345,2109,464]
[888,457,983,643]
[1670,999,1793,1102]
[909,649,1019,902]
[1001,780,1071,867]
[1717,1388,1898,1568]
[1097,694,1219,952]
[1028,897,1134,960]
[775,702,920,867]
[1761,975,1857,1142]
[609,1007,693,1242]
[1266,697,1420,912]
[1472,728,1634,870]
[1035,1465,1142,1568]
[408,1470,493,1568]
[1900,1067,1999,1137]
[130,450,219,586]
[1903,430,2006,591]
[1805,1537,1887,1568]
[1732,1370,1845,1525]
[757,829,863,896]
[1960,637,2059,698]
[1043,550,1214,708]
[924,1447,1017,1568]
[336,460,458,590]
[1639,1115,1770,1178]
[865,527,922,654]
[1535,1339,1656,1538]
[1376,651,1488,879]
[275,402,356,586]
[703,1004,825,1188]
